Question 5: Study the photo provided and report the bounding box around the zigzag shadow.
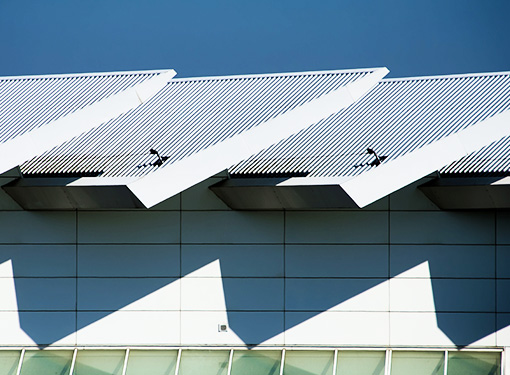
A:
[1,243,503,347]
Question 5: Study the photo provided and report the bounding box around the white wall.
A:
[0,177,508,349]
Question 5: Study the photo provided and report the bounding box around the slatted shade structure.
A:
[0,70,168,143]
[20,68,384,178]
[0,69,176,176]
[3,68,510,210]
[214,71,510,209]
[231,72,510,178]
[10,67,388,208]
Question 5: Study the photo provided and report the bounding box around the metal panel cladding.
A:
[20,69,376,177]
[230,72,510,177]
[0,70,167,144]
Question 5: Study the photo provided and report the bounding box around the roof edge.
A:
[383,70,510,83]
[0,69,175,81]
[172,67,386,83]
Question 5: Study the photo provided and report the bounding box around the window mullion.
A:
[443,350,448,375]
[227,349,234,375]
[175,348,182,375]
[332,349,338,375]
[384,349,392,375]
[15,348,25,375]
[121,348,130,375]
[279,349,286,375]
[69,348,78,375]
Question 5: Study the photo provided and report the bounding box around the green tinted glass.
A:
[126,350,178,375]
[391,351,443,375]
[447,352,500,375]
[20,350,73,375]
[0,351,21,375]
[231,350,281,375]
[179,350,230,375]
[74,350,125,375]
[336,351,385,375]
[283,350,334,375]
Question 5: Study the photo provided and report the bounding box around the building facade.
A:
[0,68,508,374]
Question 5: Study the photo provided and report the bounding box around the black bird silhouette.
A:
[138,148,170,168]
[354,148,388,168]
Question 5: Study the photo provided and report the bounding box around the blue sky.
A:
[0,0,509,78]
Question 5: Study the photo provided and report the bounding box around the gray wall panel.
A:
[286,278,388,311]
[497,246,510,278]
[182,212,283,244]
[1,278,76,311]
[0,212,75,243]
[182,244,283,277]
[0,245,75,277]
[390,212,495,244]
[286,245,388,278]
[78,244,180,277]
[497,280,510,312]
[497,212,510,244]
[286,212,388,244]
[77,278,179,311]
[78,211,180,244]
[391,245,495,278]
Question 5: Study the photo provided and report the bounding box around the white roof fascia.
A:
[128,68,389,208]
[339,108,510,208]
[491,177,510,185]
[276,176,353,186]
[0,70,176,175]
[66,177,139,186]
[0,69,174,81]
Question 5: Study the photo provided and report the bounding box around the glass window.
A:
[231,350,281,375]
[336,351,385,375]
[283,350,334,375]
[126,350,178,375]
[447,352,500,375]
[73,350,125,375]
[178,350,230,375]
[391,351,443,375]
[20,350,73,375]
[0,351,21,375]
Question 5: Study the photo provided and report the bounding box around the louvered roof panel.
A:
[230,71,510,177]
[440,135,510,175]
[20,68,377,177]
[0,70,168,144]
